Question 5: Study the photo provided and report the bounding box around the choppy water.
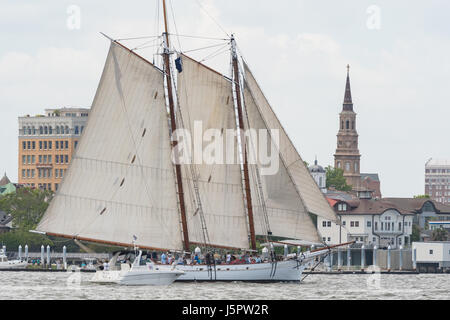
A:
[0,271,448,300]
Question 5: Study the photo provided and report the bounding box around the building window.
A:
[22,155,26,164]
[44,126,48,134]
[429,250,433,255]
[398,222,402,231]
[355,221,359,227]
[327,237,331,242]
[322,221,327,227]
[49,126,52,134]
[327,221,331,227]
[61,126,64,134]
[22,169,25,178]
[323,237,326,242]
[75,126,79,134]
[65,155,69,163]
[350,221,354,227]
[74,141,78,149]
[39,126,43,134]
[342,221,346,226]
[55,183,59,191]
[345,162,350,172]
[44,141,47,150]
[56,141,59,149]
[55,169,58,178]
[49,141,52,149]
[346,120,349,129]
[337,161,341,169]
[65,140,68,149]
[32,141,35,150]
[48,155,52,164]
[55,155,59,164]
[39,141,42,150]
[375,222,378,231]
[56,126,60,134]
[367,221,371,227]
[22,141,26,150]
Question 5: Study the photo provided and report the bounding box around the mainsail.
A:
[176,54,250,249]
[243,62,338,225]
[36,42,183,251]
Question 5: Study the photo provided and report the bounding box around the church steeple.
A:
[334,64,361,190]
[343,64,353,111]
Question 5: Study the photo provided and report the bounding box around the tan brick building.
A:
[18,107,89,191]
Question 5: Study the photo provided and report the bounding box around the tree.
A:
[431,228,448,241]
[325,166,352,191]
[411,224,421,242]
[413,194,430,199]
[0,187,53,230]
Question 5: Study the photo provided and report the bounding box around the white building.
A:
[318,196,414,249]
[413,241,450,270]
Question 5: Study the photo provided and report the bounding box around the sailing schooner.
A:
[35,0,346,283]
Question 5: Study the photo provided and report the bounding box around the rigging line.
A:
[169,34,229,41]
[172,59,212,249]
[115,35,160,41]
[199,43,230,62]
[194,0,230,37]
[133,43,163,51]
[131,36,161,51]
[182,42,228,54]
[300,249,331,282]
[169,0,183,52]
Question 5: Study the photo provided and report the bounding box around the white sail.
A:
[243,83,320,242]
[37,42,183,251]
[176,54,250,249]
[243,62,338,223]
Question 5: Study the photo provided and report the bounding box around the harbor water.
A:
[0,271,448,300]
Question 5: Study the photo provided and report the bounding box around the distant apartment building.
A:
[425,158,450,205]
[18,107,89,191]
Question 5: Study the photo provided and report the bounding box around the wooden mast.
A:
[162,0,190,252]
[231,35,257,251]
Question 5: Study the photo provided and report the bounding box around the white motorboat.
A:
[90,250,184,285]
[0,249,28,270]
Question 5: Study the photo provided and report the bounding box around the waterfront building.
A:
[309,158,327,193]
[412,241,450,272]
[425,158,450,205]
[318,193,450,248]
[18,107,89,191]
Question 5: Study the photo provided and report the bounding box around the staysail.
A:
[176,54,250,249]
[243,83,320,242]
[243,62,338,224]
[36,42,183,251]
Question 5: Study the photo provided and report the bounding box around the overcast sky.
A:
[1,0,449,197]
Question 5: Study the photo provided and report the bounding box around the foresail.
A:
[243,84,320,242]
[176,54,250,249]
[243,62,338,223]
[37,42,183,251]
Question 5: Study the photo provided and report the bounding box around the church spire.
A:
[343,64,353,111]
